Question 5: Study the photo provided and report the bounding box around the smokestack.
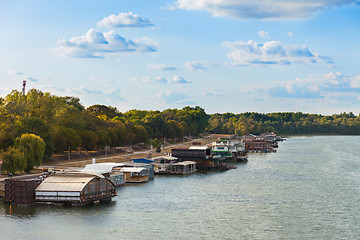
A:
[22,80,26,95]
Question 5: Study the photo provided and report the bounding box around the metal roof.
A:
[81,163,121,174]
[189,146,209,150]
[152,156,178,160]
[133,158,154,164]
[35,174,95,192]
[172,161,196,166]
[57,171,105,179]
[116,162,152,167]
[119,167,146,173]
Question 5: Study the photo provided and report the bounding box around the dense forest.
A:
[207,112,360,135]
[0,89,208,166]
[1,89,360,172]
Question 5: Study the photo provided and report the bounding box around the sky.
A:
[0,0,360,115]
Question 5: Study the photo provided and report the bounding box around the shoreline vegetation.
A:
[1,89,360,174]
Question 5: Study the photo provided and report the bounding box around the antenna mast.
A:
[22,80,26,95]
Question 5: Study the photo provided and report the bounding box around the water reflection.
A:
[0,202,37,218]
[0,199,116,219]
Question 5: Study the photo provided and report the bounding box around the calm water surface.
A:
[1,136,360,240]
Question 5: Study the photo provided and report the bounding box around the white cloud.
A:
[156,76,169,85]
[223,40,333,66]
[148,63,177,71]
[203,88,225,96]
[44,86,125,102]
[288,32,294,37]
[248,72,360,100]
[105,89,126,102]
[132,75,191,85]
[185,60,217,71]
[97,12,154,28]
[89,75,114,84]
[157,90,194,105]
[132,76,164,84]
[67,86,103,95]
[132,76,153,84]
[8,69,39,83]
[24,76,38,82]
[174,0,357,20]
[86,29,108,44]
[133,37,158,52]
[8,69,24,76]
[172,75,192,84]
[52,28,156,58]
[258,31,269,39]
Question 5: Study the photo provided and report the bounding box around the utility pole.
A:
[68,146,71,162]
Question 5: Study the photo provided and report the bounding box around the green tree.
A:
[16,133,45,173]
[61,96,85,111]
[53,127,82,152]
[1,147,26,173]
[87,104,119,120]
[14,116,54,159]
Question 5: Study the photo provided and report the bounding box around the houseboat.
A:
[35,172,116,206]
[81,162,125,187]
[212,138,248,162]
[169,161,197,175]
[116,162,154,180]
[119,167,149,183]
[171,146,229,171]
[151,156,178,174]
[244,135,276,153]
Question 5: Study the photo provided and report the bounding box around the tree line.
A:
[0,89,208,172]
[206,112,360,135]
[1,88,360,173]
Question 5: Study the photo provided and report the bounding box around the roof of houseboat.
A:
[189,146,209,150]
[81,162,121,174]
[119,167,147,173]
[172,161,196,166]
[35,174,97,192]
[152,156,178,160]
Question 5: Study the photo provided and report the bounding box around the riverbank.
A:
[2,136,359,239]
[0,134,221,179]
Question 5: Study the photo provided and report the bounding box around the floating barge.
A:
[81,161,154,184]
[169,161,197,174]
[116,161,154,180]
[34,172,116,206]
[171,147,230,171]
[119,167,149,183]
[151,156,177,174]
[81,162,125,187]
[211,138,248,162]
[244,135,277,153]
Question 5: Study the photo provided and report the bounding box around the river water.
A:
[1,136,360,240]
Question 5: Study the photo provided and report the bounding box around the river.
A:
[1,136,360,239]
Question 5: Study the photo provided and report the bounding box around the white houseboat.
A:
[170,161,197,175]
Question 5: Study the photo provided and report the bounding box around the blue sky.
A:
[1,0,360,114]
